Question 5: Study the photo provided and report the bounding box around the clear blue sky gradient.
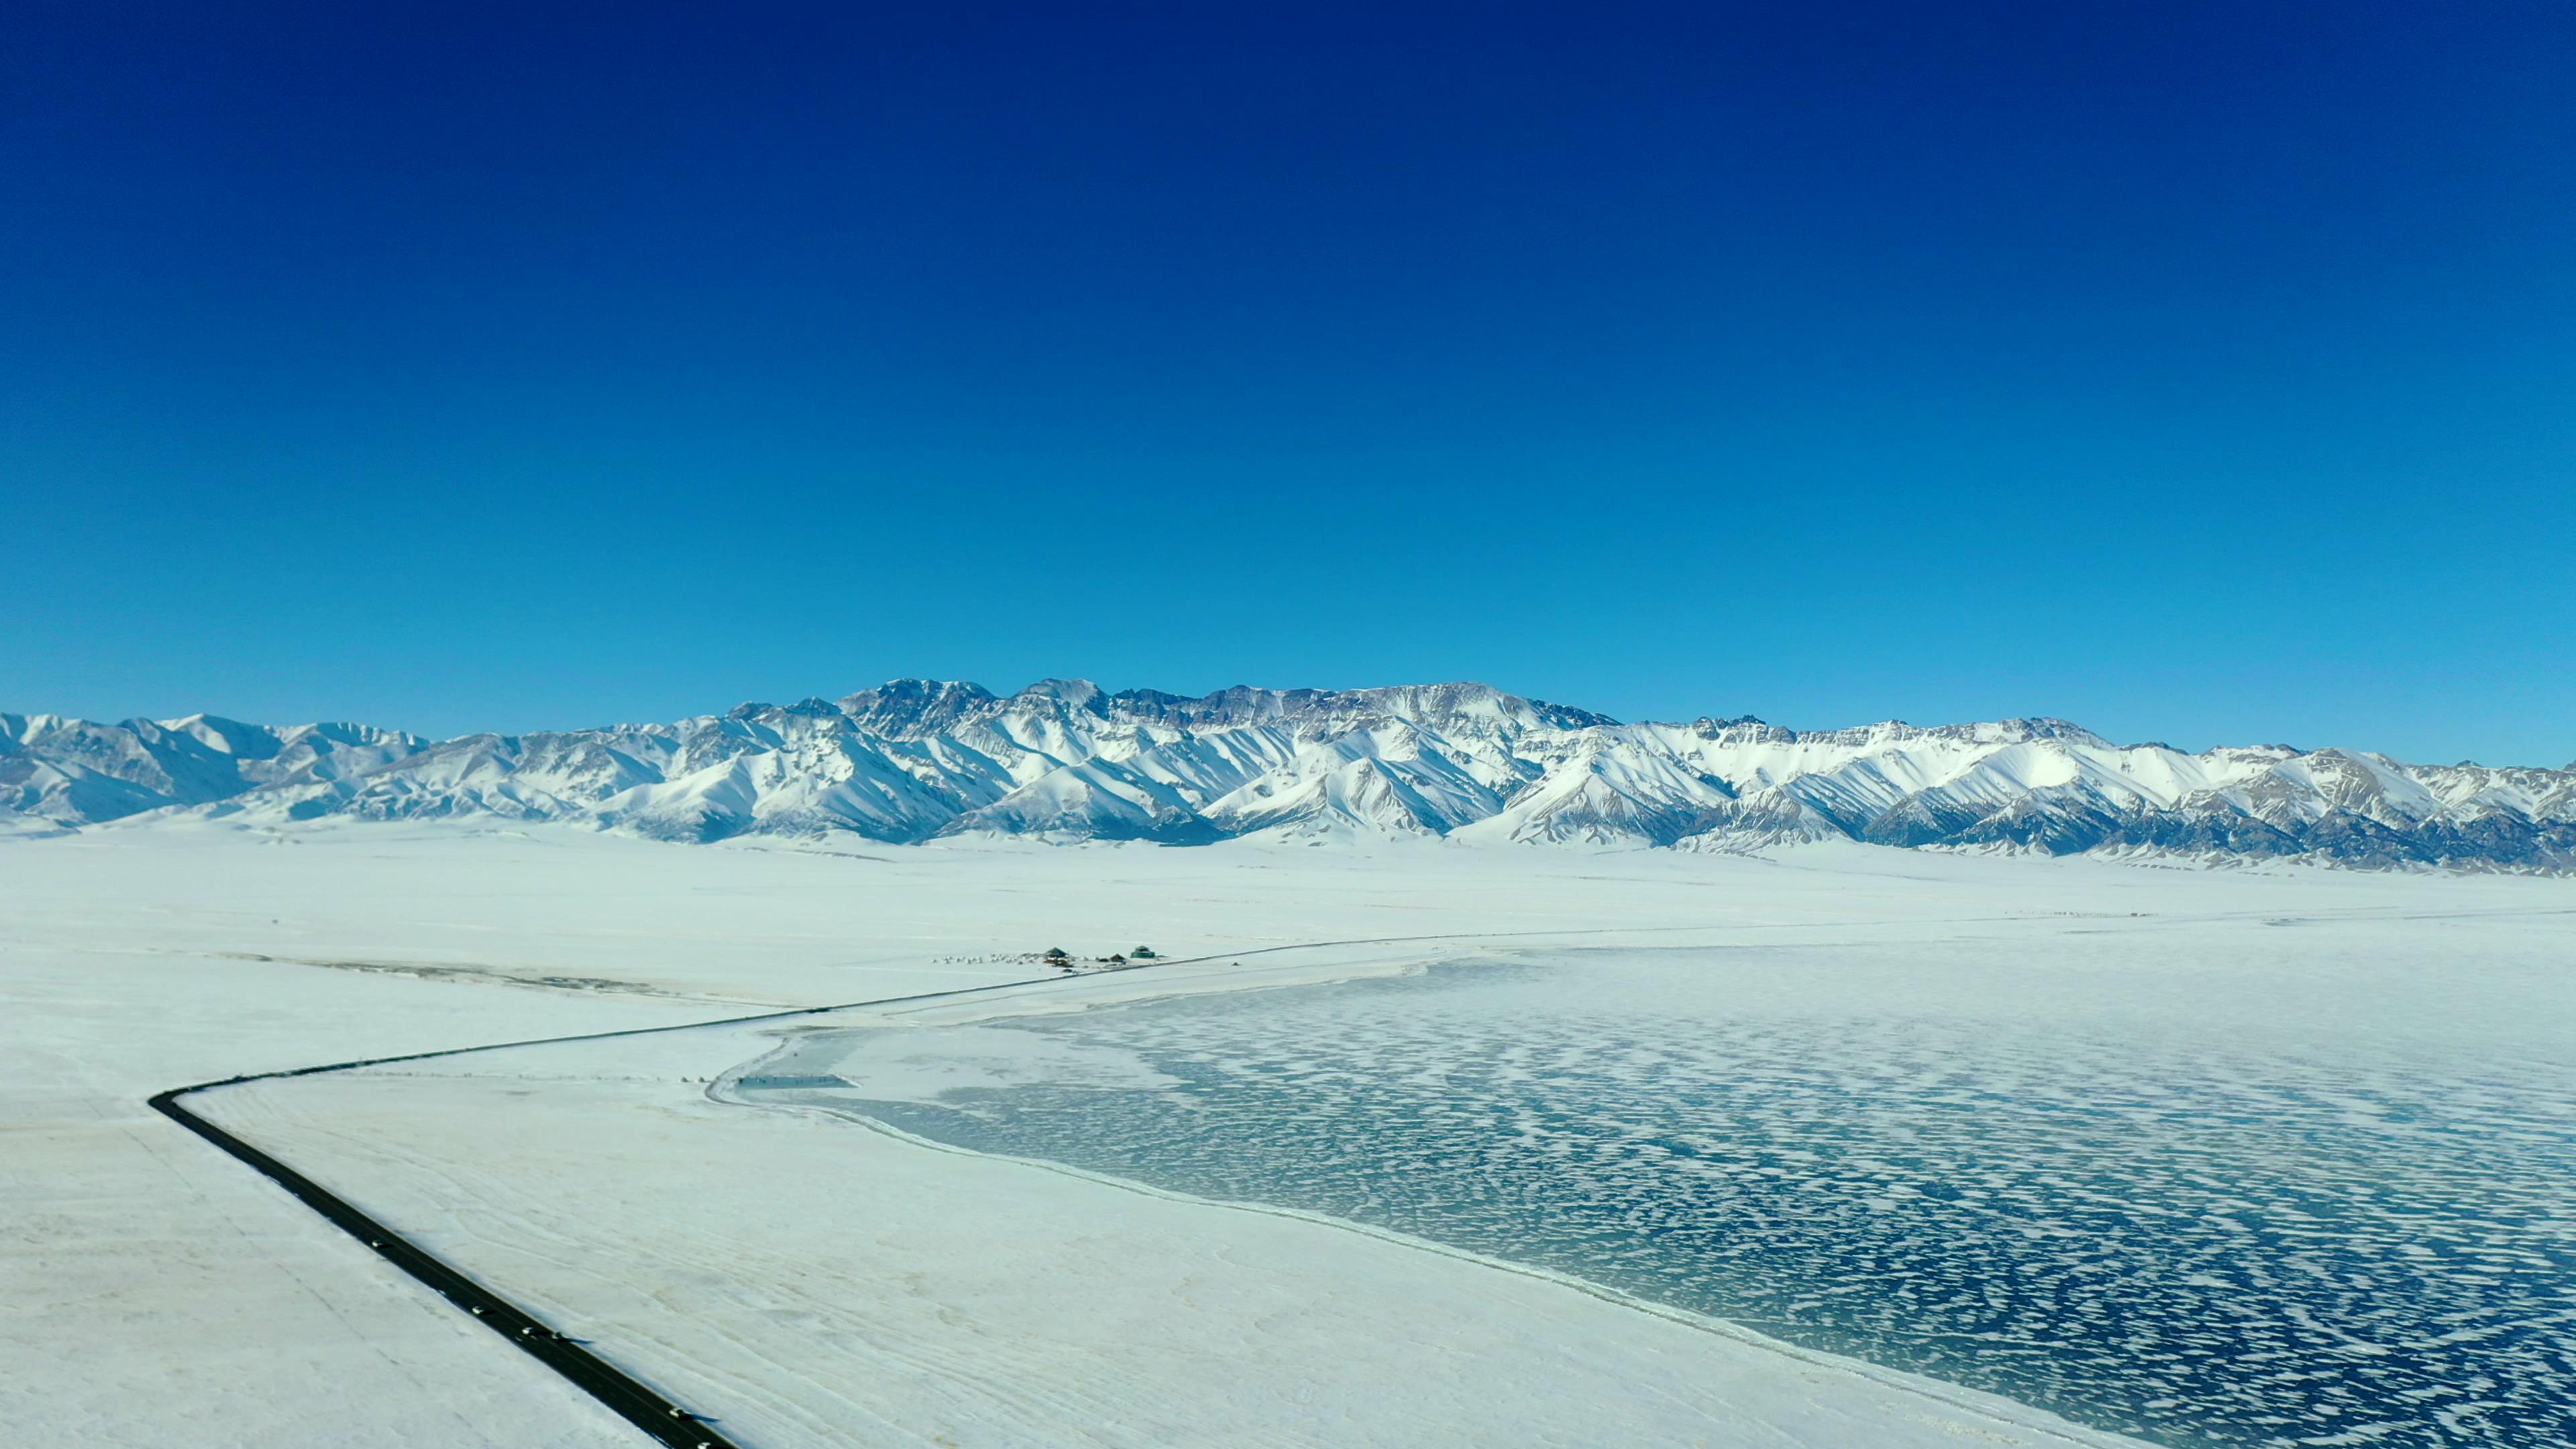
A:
[6,3,2571,763]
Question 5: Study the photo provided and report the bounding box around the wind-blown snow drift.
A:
[7,682,2573,869]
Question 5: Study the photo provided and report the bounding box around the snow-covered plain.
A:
[7,821,2569,1446]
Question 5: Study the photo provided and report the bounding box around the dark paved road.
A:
[148,971,1091,1448]
[146,938,1471,1446]
[150,1083,749,1448]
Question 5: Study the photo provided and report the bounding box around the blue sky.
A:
[6,3,2571,764]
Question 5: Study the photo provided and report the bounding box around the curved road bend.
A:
[147,941,1442,1449]
[149,1083,749,1449]
[147,930,1637,1447]
[150,908,2563,1445]
[148,963,1142,1449]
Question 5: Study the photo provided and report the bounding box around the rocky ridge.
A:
[7,682,2571,870]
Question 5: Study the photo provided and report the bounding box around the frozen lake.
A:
[745,936,2576,1448]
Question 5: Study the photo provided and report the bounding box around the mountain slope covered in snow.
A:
[7,684,2572,870]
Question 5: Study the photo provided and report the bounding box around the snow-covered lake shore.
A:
[7,822,2567,1445]
[757,941,2576,1446]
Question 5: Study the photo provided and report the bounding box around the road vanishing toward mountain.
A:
[144,937,1473,1449]
[146,910,2434,1446]
[148,965,1135,1449]
[148,1081,750,1449]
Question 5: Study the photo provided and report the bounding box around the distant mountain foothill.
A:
[6,680,2571,871]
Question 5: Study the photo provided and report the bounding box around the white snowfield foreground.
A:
[8,824,2568,1447]
[195,963,2154,1449]
[9,677,2574,867]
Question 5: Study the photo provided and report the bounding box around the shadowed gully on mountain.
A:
[7,681,2573,869]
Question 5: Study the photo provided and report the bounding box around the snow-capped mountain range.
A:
[7,680,2573,869]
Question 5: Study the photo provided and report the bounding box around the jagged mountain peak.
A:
[1102,680,1615,737]
[727,697,844,723]
[1014,678,1110,710]
[5,682,2568,870]
[836,679,1001,739]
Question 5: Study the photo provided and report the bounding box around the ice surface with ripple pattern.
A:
[747,933,2576,1448]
